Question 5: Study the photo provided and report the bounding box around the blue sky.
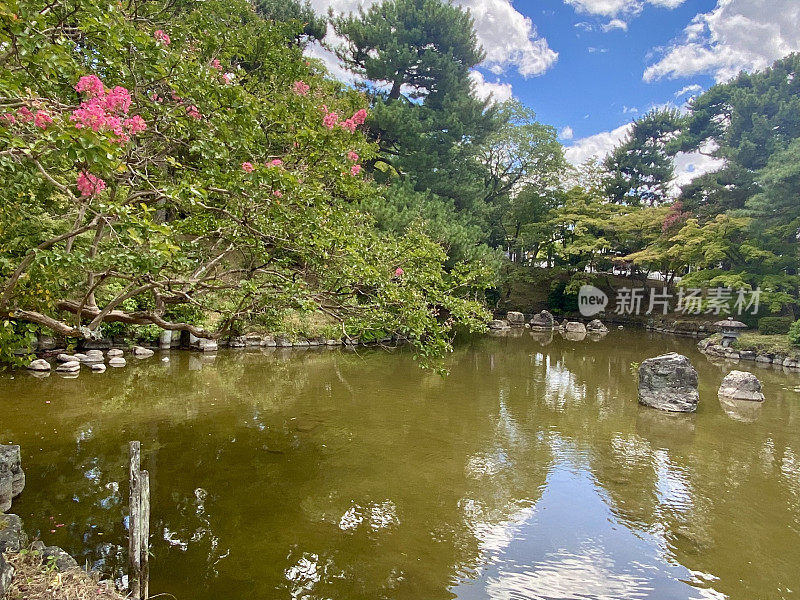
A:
[492,0,717,142]
[309,0,799,177]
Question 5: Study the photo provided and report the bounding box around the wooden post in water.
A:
[128,441,150,600]
[140,470,150,600]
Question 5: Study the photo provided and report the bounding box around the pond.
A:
[1,330,800,600]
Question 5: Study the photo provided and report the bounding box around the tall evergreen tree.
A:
[603,108,684,206]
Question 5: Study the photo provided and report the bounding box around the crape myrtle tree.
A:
[0,0,491,366]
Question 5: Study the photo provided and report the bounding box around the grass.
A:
[2,548,124,600]
[708,332,799,356]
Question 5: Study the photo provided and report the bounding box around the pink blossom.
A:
[17,107,34,122]
[150,92,162,102]
[350,164,362,176]
[75,75,105,98]
[273,190,283,198]
[322,111,339,129]
[76,172,106,197]
[186,105,202,120]
[33,111,53,129]
[210,59,223,71]
[154,30,170,46]
[347,151,359,162]
[293,81,310,96]
[340,118,356,133]
[0,113,15,125]
[123,115,147,135]
[394,267,404,277]
[221,73,232,85]
[102,86,132,114]
[70,102,107,132]
[268,159,283,167]
[351,108,367,125]
[242,162,255,173]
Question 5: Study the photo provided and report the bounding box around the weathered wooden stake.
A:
[128,441,150,600]
[140,470,150,600]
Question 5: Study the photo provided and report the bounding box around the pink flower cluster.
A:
[71,75,146,143]
[268,159,283,167]
[1,107,53,129]
[323,107,368,132]
[340,108,367,133]
[76,172,106,197]
[293,81,310,96]
[322,111,339,129]
[186,105,202,120]
[395,267,404,277]
[242,162,255,173]
[154,30,170,46]
[210,59,223,71]
[347,151,359,161]
[350,164,362,176]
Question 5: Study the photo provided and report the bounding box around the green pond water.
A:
[2,330,800,600]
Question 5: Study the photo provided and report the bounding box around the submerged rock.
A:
[638,352,699,413]
[91,363,107,373]
[718,370,764,402]
[529,310,555,330]
[26,359,51,372]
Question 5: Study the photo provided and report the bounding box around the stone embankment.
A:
[2,445,111,597]
[698,337,800,371]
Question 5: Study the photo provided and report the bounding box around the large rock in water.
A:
[0,445,25,512]
[638,352,699,413]
[586,319,609,333]
[718,370,764,402]
[529,310,555,330]
[506,311,526,327]
[565,321,587,334]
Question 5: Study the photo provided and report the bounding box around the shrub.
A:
[788,320,800,347]
[758,316,793,335]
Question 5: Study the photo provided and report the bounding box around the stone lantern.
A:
[715,316,748,347]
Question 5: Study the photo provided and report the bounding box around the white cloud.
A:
[560,126,575,140]
[622,105,638,114]
[671,148,725,192]
[564,0,686,19]
[564,123,633,166]
[469,70,513,103]
[308,0,558,78]
[565,126,724,194]
[601,18,628,32]
[674,83,702,98]
[644,0,800,82]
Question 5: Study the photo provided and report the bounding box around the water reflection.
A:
[1,331,800,599]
